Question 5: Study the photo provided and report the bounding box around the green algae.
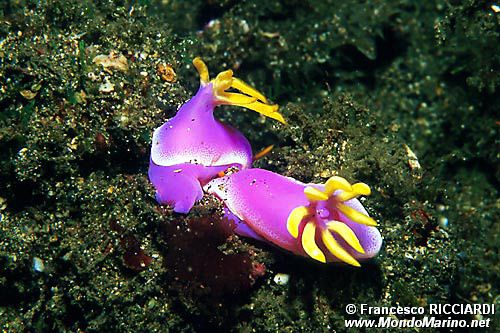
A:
[1,0,499,332]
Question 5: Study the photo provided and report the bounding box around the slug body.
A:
[149,58,284,213]
[205,169,382,266]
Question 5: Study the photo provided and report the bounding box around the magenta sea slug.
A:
[205,169,382,266]
[149,58,285,213]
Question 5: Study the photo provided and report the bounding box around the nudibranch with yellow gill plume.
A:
[149,58,284,213]
[205,169,382,266]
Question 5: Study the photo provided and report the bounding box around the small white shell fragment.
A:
[17,147,28,158]
[99,81,115,93]
[438,216,449,228]
[273,273,290,285]
[93,51,128,73]
[33,257,45,272]
[403,144,422,179]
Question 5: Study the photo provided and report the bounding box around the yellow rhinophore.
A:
[321,229,360,267]
[326,221,365,254]
[302,222,326,263]
[287,206,311,238]
[193,57,285,124]
[285,175,377,266]
[304,186,329,201]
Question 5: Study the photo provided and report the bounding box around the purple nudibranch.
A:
[205,169,382,266]
[148,58,382,266]
[148,58,285,213]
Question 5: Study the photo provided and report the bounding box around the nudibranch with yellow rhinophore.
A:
[205,169,382,266]
[149,58,285,213]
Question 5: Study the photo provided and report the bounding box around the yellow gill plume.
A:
[285,175,377,266]
[193,57,285,124]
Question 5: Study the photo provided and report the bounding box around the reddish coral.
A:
[108,219,153,271]
[407,200,438,246]
[161,213,263,300]
[121,235,153,271]
[94,132,109,152]
[251,262,266,280]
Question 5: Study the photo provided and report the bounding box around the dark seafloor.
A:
[0,0,498,332]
